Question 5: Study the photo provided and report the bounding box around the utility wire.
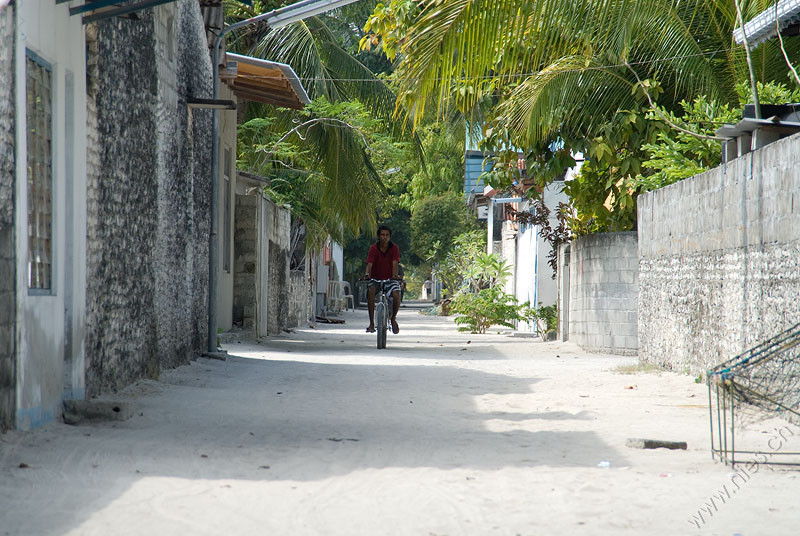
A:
[228,47,742,84]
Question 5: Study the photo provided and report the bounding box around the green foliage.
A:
[410,192,472,263]
[560,104,663,235]
[360,0,420,61]
[735,80,800,106]
[477,125,527,191]
[448,252,524,333]
[637,96,740,191]
[562,162,637,235]
[408,122,465,204]
[519,302,558,339]
[450,287,521,334]
[636,80,800,194]
[237,98,385,246]
[432,230,486,296]
[463,253,512,293]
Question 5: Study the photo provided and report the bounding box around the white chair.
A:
[341,281,355,311]
[327,281,345,312]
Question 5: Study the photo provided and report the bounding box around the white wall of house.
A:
[14,3,87,429]
[315,250,329,313]
[536,181,568,306]
[216,84,237,331]
[331,241,343,282]
[515,223,538,330]
[497,181,567,333]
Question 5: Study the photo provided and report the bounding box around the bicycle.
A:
[360,278,398,349]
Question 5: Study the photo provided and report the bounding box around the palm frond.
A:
[394,0,786,132]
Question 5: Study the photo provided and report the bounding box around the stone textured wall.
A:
[233,188,306,335]
[267,202,291,335]
[0,6,16,431]
[638,133,800,373]
[288,270,308,328]
[567,232,639,355]
[86,14,160,392]
[85,2,211,395]
[157,1,212,368]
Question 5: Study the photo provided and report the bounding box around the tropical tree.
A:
[433,229,485,295]
[363,0,800,235]
[237,99,388,246]
[385,0,799,143]
[410,191,472,263]
[224,1,424,243]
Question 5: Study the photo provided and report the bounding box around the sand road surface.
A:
[2,305,799,535]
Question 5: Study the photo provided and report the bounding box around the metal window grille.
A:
[26,52,53,291]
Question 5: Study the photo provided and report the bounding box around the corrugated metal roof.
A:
[224,52,311,109]
[734,0,800,48]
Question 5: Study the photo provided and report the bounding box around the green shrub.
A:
[520,302,558,340]
[450,287,521,334]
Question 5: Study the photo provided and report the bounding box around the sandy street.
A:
[1,304,799,535]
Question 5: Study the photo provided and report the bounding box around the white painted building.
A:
[13,1,88,428]
[487,155,583,333]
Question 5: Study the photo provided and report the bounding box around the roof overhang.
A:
[715,117,800,138]
[222,52,310,110]
[734,0,800,48]
[58,0,180,24]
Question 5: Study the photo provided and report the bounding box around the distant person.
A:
[363,225,402,334]
[397,263,406,301]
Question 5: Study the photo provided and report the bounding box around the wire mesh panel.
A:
[25,51,53,291]
[707,322,800,467]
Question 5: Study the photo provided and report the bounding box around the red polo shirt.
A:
[367,241,400,279]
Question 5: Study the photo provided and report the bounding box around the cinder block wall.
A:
[568,232,639,355]
[233,193,257,329]
[638,132,800,374]
[0,6,16,431]
[84,2,211,394]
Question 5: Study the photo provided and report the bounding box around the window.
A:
[26,51,53,291]
[223,148,231,273]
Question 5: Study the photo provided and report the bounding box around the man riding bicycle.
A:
[363,225,402,334]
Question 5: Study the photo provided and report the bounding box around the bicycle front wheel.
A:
[375,301,387,349]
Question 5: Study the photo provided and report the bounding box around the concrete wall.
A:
[232,184,302,336]
[14,2,88,428]
[566,232,638,355]
[638,132,800,373]
[216,83,238,331]
[557,242,570,341]
[233,191,258,330]
[85,2,211,396]
[0,5,15,432]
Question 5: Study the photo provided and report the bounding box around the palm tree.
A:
[390,0,800,148]
[222,1,424,242]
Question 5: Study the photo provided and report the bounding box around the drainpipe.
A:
[207,0,360,352]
